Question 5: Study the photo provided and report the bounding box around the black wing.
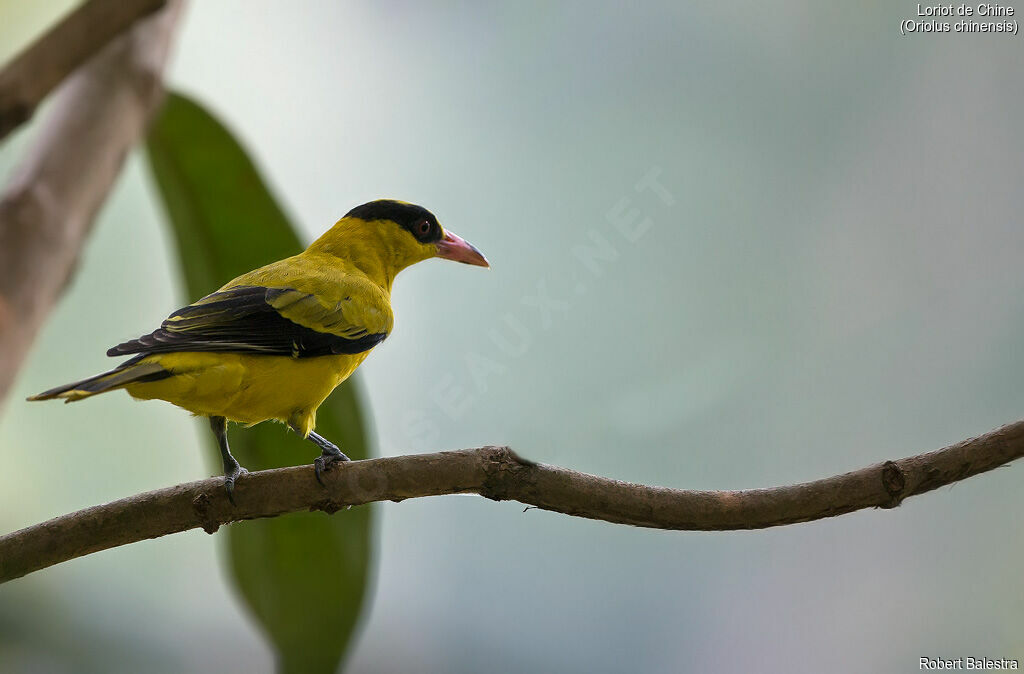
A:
[107,286,388,358]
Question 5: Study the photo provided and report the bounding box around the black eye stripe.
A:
[344,200,443,244]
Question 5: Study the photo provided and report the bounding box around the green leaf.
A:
[145,92,374,673]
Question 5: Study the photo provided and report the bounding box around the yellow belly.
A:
[124,351,368,435]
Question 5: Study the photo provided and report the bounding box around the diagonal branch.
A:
[2,418,1022,584]
[0,0,168,140]
[0,1,183,406]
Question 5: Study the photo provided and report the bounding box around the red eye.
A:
[416,220,431,236]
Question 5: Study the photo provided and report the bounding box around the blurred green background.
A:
[1,1,1022,672]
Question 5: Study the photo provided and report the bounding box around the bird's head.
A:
[308,200,488,287]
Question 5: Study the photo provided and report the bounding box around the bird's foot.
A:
[314,447,350,486]
[223,464,249,505]
[302,430,351,485]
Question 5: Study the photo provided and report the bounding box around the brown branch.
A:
[0,1,182,406]
[2,418,1022,584]
[0,0,168,140]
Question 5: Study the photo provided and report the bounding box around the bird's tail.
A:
[27,356,171,403]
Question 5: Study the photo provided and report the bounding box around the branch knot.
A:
[880,461,906,508]
[479,446,535,502]
[191,492,219,534]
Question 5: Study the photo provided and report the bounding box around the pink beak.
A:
[436,230,489,267]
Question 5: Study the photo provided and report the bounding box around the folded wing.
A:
[107,285,388,358]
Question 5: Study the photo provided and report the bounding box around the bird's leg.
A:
[210,415,247,503]
[307,431,349,459]
[289,423,351,485]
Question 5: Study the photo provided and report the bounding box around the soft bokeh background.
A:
[2,1,1023,672]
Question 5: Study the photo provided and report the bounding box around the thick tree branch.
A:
[0,0,167,140]
[1,419,1022,584]
[0,1,182,406]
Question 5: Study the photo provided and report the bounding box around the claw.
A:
[223,466,248,505]
[314,452,349,486]
[297,429,351,486]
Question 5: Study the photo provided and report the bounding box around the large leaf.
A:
[145,92,374,674]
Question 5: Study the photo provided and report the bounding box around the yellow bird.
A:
[29,200,488,498]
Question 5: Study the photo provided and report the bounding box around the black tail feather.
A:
[27,357,170,402]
